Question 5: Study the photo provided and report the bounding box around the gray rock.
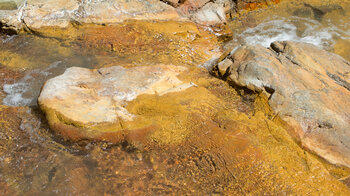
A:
[213,41,350,168]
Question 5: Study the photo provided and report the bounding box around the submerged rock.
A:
[38,65,195,142]
[212,41,350,168]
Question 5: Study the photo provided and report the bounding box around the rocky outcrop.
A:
[0,0,185,34]
[23,0,186,29]
[0,0,282,34]
[0,0,219,34]
[38,64,196,142]
[212,41,350,168]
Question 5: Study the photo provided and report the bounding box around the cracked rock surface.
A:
[212,41,350,168]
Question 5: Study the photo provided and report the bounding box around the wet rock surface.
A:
[212,41,350,168]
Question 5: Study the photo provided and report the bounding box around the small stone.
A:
[217,58,233,76]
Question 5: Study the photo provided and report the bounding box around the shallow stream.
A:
[0,1,350,194]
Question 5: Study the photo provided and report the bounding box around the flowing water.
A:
[0,1,350,195]
[229,1,350,60]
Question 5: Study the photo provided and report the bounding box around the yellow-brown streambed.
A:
[0,5,350,195]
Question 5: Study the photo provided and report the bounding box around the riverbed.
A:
[0,0,350,194]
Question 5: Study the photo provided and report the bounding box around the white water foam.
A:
[2,61,62,106]
[237,16,350,49]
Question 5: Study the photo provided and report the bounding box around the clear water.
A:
[230,2,350,61]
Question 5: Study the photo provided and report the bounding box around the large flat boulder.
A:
[22,0,185,29]
[0,0,186,33]
[212,41,350,168]
[1,0,280,34]
[0,0,234,34]
[38,65,196,142]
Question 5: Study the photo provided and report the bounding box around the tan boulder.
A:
[38,64,195,142]
[0,0,186,33]
[0,0,238,34]
[22,0,185,29]
[212,41,350,168]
